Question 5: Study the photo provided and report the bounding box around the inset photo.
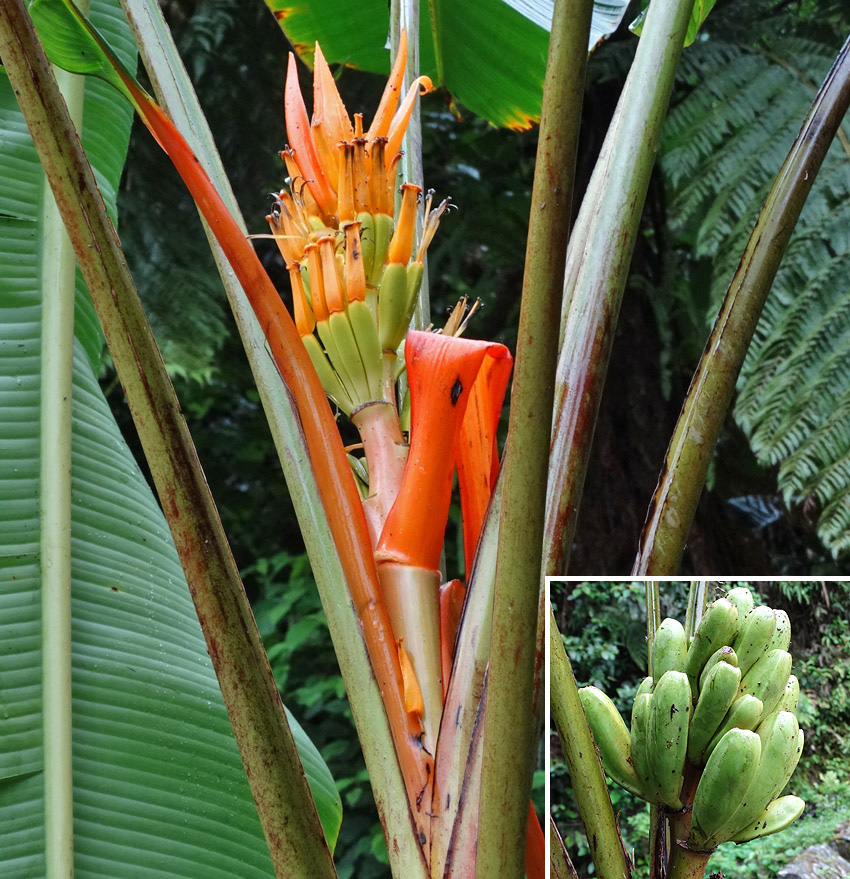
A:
[548,579,850,879]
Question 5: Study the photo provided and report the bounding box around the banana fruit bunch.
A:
[578,587,806,851]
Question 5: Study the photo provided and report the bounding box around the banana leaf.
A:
[0,0,341,872]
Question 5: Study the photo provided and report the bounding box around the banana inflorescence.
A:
[578,588,805,855]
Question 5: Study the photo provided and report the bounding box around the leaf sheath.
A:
[0,5,336,876]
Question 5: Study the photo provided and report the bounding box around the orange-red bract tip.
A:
[285,53,336,217]
[398,640,425,715]
[377,332,511,573]
[388,183,421,264]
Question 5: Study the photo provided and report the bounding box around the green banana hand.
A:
[723,711,800,839]
[703,694,764,762]
[698,646,738,694]
[684,598,739,694]
[653,617,687,679]
[731,796,805,843]
[725,587,755,619]
[739,649,792,718]
[733,604,777,677]
[579,686,647,799]
[648,670,691,809]
[691,728,761,849]
[687,660,742,765]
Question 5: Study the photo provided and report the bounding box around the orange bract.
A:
[283,34,434,225]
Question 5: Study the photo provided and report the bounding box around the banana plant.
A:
[1,0,849,876]
[556,582,806,879]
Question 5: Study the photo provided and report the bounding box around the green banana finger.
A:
[731,796,805,843]
[698,646,738,694]
[302,334,355,415]
[369,212,395,288]
[767,609,791,652]
[579,687,647,799]
[328,311,371,405]
[652,618,687,680]
[637,676,654,698]
[777,675,800,715]
[630,693,659,804]
[723,711,800,840]
[704,694,764,762]
[378,262,413,352]
[348,300,383,401]
[688,661,742,765]
[691,729,761,849]
[649,670,691,809]
[357,211,376,292]
[739,649,792,718]
[725,587,755,619]
[733,604,777,677]
[684,598,740,694]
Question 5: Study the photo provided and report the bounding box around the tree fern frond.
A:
[660,2,850,556]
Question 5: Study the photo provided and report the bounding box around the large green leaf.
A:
[268,0,629,129]
[660,6,850,556]
[0,0,341,872]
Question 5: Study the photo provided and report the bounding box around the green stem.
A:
[120,4,428,873]
[0,6,337,877]
[40,32,88,876]
[550,816,580,879]
[683,580,710,639]
[430,478,502,879]
[550,608,632,879]
[543,0,697,577]
[475,0,592,872]
[632,35,850,575]
[351,401,408,545]
[390,0,430,329]
[667,789,712,879]
[646,580,661,675]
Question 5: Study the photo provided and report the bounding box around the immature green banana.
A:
[698,646,738,694]
[767,609,791,652]
[733,604,777,677]
[636,676,654,698]
[630,693,660,803]
[776,675,800,714]
[723,711,800,839]
[684,599,740,694]
[691,729,761,849]
[687,661,742,764]
[725,587,755,619]
[648,671,691,809]
[730,796,805,843]
[579,687,646,799]
[739,649,792,718]
[652,618,687,680]
[704,695,764,762]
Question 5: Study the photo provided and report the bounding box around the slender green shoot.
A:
[550,607,632,879]
[39,40,88,879]
[475,0,593,873]
[633,35,850,575]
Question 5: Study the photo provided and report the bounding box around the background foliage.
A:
[550,579,850,878]
[100,0,850,873]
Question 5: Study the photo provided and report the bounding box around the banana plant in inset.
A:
[561,584,806,879]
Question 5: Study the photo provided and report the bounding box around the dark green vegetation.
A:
[107,0,849,874]
[551,580,850,878]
